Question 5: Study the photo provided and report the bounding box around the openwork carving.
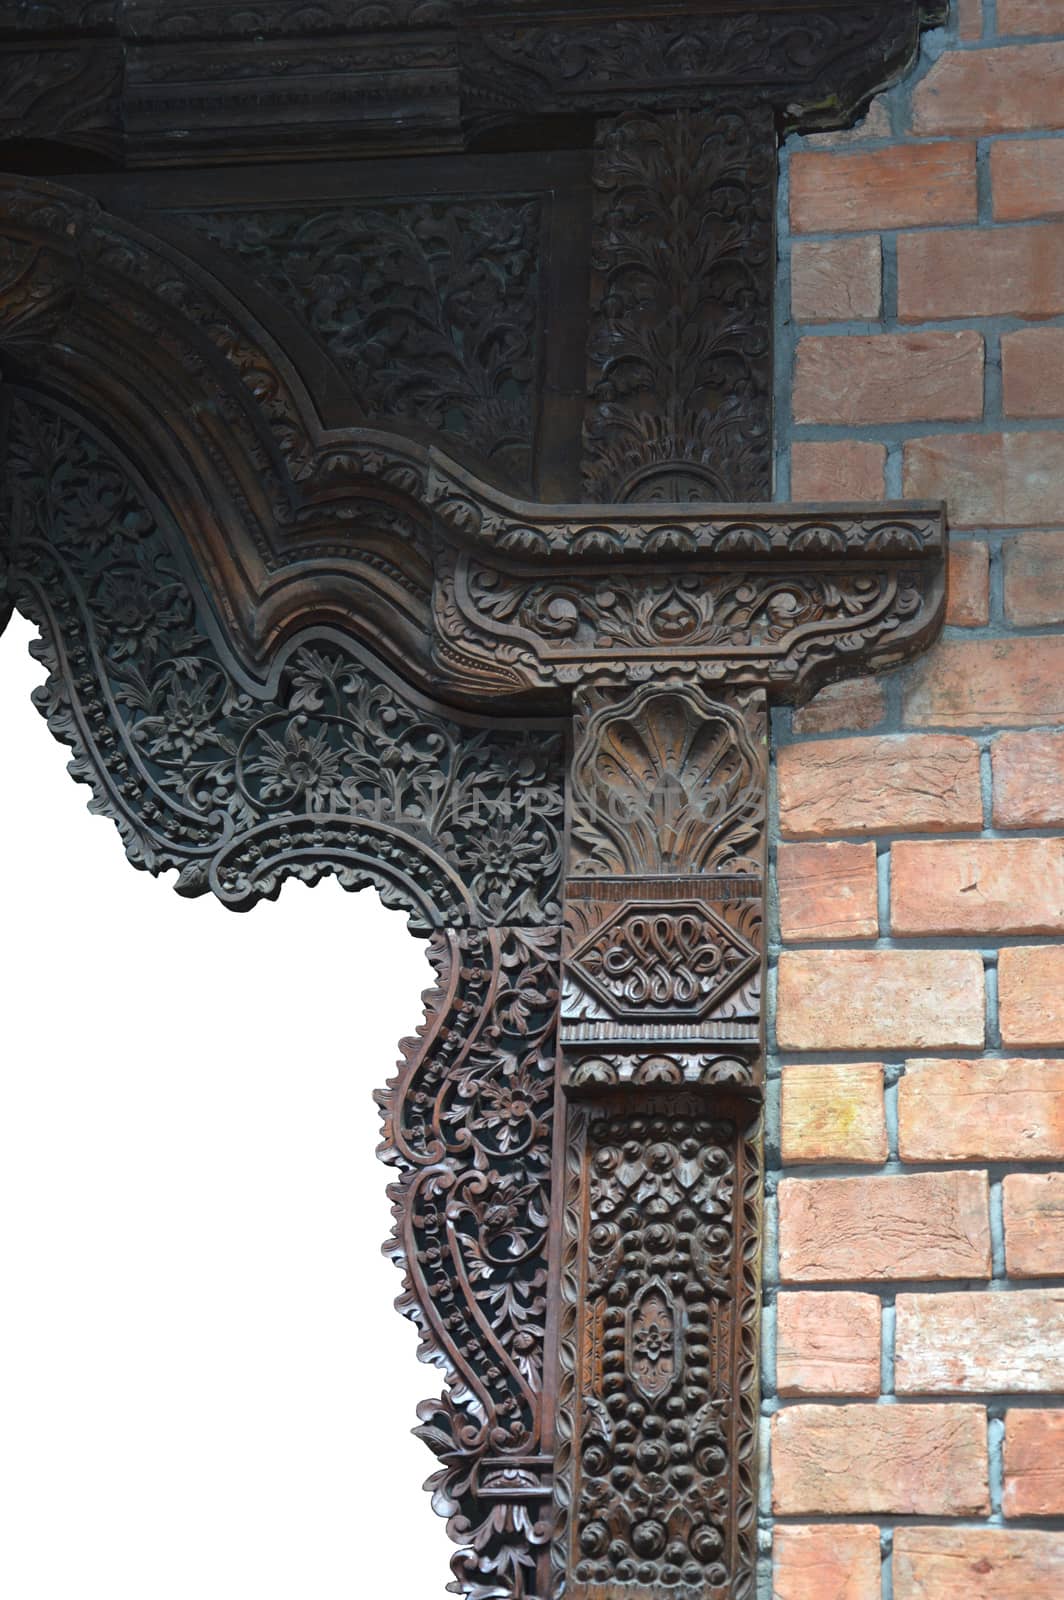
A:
[0,5,948,1596]
[0,394,565,927]
[380,926,560,1599]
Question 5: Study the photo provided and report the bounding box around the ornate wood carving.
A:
[0,6,949,1596]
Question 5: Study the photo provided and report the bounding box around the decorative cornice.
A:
[0,0,947,165]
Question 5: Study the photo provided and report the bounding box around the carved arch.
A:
[0,7,951,1595]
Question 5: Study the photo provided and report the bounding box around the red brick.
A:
[791,441,886,503]
[1000,945,1064,1045]
[958,0,983,37]
[778,1171,991,1281]
[772,1404,989,1515]
[792,675,887,735]
[1003,528,1064,621]
[780,1062,888,1164]
[899,1059,1064,1161]
[778,950,985,1052]
[993,731,1064,826]
[894,1527,1064,1599]
[790,142,977,232]
[791,235,882,320]
[999,0,1064,33]
[912,43,1064,135]
[778,734,982,837]
[904,433,1064,528]
[776,1291,882,1396]
[1004,1172,1064,1276]
[772,1524,881,1600]
[778,841,879,941]
[892,839,1064,936]
[896,1289,1064,1393]
[899,223,1064,320]
[993,138,1064,222]
[947,539,990,626]
[1004,1410,1064,1516]
[794,332,984,425]
[1003,327,1064,417]
[904,636,1064,725]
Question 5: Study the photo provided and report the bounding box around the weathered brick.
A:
[1004,1172,1064,1276]
[998,0,1064,33]
[772,1524,881,1600]
[778,950,985,1052]
[791,674,887,735]
[772,1404,989,1515]
[894,1527,1064,1599]
[790,142,977,231]
[904,636,1064,726]
[1002,327,1064,417]
[993,136,1064,221]
[1003,528,1064,622]
[1000,945,1064,1045]
[896,1289,1064,1393]
[776,1291,882,1396]
[947,539,990,626]
[793,331,984,425]
[778,734,982,837]
[899,1059,1064,1161]
[892,839,1064,936]
[780,1062,888,1164]
[791,235,882,320]
[778,1171,991,1281]
[791,441,886,503]
[1004,1410,1064,1517]
[899,223,1064,320]
[912,43,1064,135]
[993,730,1064,825]
[903,433,1064,528]
[777,841,879,941]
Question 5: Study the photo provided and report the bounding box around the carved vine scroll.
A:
[0,4,948,1596]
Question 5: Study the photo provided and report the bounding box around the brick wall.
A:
[766,2,1064,1594]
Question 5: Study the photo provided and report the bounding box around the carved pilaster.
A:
[553,683,765,1598]
[583,106,775,504]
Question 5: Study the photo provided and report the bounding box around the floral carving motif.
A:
[0,395,564,927]
[442,553,928,695]
[179,198,542,488]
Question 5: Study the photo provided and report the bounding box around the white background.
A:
[0,611,454,1597]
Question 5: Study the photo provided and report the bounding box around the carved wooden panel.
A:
[0,5,949,1596]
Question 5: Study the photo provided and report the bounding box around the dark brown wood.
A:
[0,6,948,1596]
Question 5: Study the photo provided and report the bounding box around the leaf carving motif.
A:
[177,198,542,489]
